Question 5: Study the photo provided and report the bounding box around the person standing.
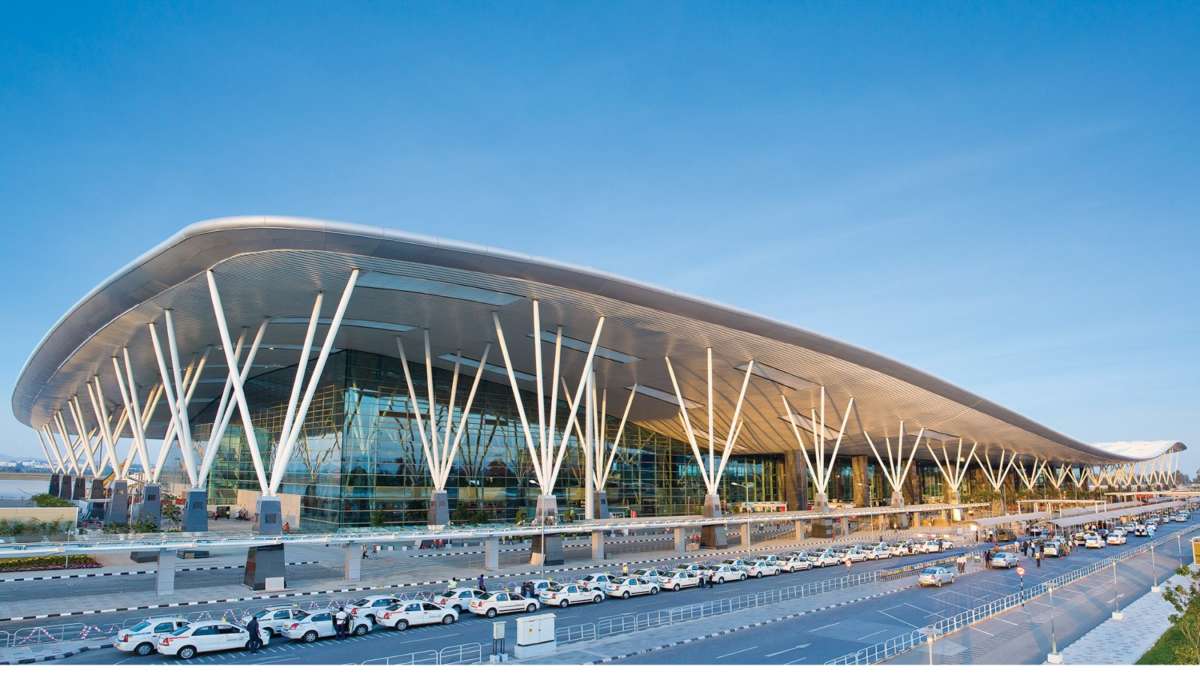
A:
[478,574,486,592]
[246,615,262,653]
[621,562,630,576]
[336,607,348,639]
[448,577,459,591]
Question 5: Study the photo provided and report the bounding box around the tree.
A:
[1163,565,1200,664]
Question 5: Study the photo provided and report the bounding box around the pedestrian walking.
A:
[1035,550,1041,568]
[621,562,630,576]
[478,573,486,592]
[246,615,262,652]
[448,577,459,591]
[335,607,348,639]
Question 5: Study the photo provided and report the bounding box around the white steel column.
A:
[780,386,855,511]
[925,438,976,513]
[976,447,1019,492]
[147,319,202,487]
[110,349,153,477]
[268,269,359,495]
[562,375,637,517]
[862,420,926,507]
[197,321,267,488]
[86,377,124,480]
[1012,456,1046,492]
[395,332,492,492]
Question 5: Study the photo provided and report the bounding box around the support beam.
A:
[590,531,605,560]
[343,544,363,581]
[156,551,177,596]
[781,387,856,512]
[483,537,500,570]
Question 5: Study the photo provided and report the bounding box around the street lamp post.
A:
[1151,541,1162,593]
[1111,559,1123,620]
[1046,582,1062,663]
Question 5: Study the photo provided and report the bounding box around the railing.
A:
[0,593,440,649]
[360,642,484,665]
[554,551,963,646]
[826,522,1200,665]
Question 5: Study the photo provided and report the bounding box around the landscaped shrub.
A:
[31,493,74,508]
[0,554,100,572]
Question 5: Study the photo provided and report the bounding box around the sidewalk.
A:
[1058,568,1192,665]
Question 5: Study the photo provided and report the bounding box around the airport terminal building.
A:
[13,217,1186,533]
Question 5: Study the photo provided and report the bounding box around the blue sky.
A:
[1,2,1196,474]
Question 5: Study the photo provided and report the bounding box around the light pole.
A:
[1046,582,1062,664]
[1111,559,1123,620]
[1151,540,1161,593]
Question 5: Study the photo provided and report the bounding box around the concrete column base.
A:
[593,491,610,519]
[530,533,564,566]
[344,544,363,581]
[484,537,500,570]
[106,480,130,526]
[183,489,209,532]
[60,475,74,500]
[48,473,62,497]
[794,520,807,540]
[674,527,689,553]
[138,484,163,529]
[90,479,105,502]
[839,517,850,538]
[1046,652,1063,664]
[701,494,728,549]
[1151,585,1162,593]
[255,496,282,536]
[73,476,87,501]
[1111,611,1124,620]
[428,490,450,526]
[739,522,751,547]
[590,531,605,560]
[156,550,177,595]
[813,492,830,512]
[244,544,286,590]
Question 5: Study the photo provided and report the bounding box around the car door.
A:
[422,602,444,623]
[215,625,245,651]
[401,602,424,625]
[308,612,332,638]
[190,625,220,652]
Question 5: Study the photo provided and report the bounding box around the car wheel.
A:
[622,591,631,599]
[442,614,456,625]
[354,624,369,636]
[740,574,747,581]
[560,600,569,608]
[264,627,275,638]
[716,577,725,584]
[135,642,154,657]
[178,646,196,660]
[526,604,537,613]
[486,608,497,618]
[650,586,659,595]
[303,631,318,643]
[592,594,603,604]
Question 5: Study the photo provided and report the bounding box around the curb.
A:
[0,560,321,583]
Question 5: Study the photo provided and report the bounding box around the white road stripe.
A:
[765,643,811,657]
[716,646,758,659]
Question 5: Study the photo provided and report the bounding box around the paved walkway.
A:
[1058,567,1192,665]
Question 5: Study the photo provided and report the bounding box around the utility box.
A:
[514,613,556,659]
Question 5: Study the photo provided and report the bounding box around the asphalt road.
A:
[621,518,1197,665]
[24,542,968,665]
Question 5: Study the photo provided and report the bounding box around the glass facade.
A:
[196,350,785,531]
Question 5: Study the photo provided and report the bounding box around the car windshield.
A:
[478,593,498,601]
[128,620,152,632]
[351,599,370,607]
[170,625,192,636]
[546,582,564,591]
[252,609,275,619]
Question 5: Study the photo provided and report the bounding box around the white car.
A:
[1147,523,1158,535]
[1106,531,1127,545]
[1133,525,1149,537]
[916,540,942,554]
[990,552,1019,568]
[578,573,618,591]
[780,553,813,572]
[918,566,956,587]
[376,600,458,630]
[114,616,189,656]
[468,591,539,617]
[888,541,911,556]
[239,606,307,638]
[522,579,556,596]
[754,554,781,565]
[660,570,702,591]
[1042,539,1064,557]
[674,562,714,579]
[157,621,270,660]
[709,564,748,583]
[842,546,869,563]
[866,543,892,560]
[632,568,668,585]
[607,576,660,598]
[745,560,780,577]
[720,558,750,571]
[1084,534,1105,549]
[433,588,485,611]
[539,581,604,607]
[283,610,370,642]
[813,549,842,567]
[1174,513,1187,523]
[348,595,400,623]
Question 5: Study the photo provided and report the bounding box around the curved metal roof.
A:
[12,215,1185,466]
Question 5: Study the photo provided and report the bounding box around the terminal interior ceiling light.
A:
[357,271,522,306]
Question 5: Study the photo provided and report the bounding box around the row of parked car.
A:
[114,536,961,658]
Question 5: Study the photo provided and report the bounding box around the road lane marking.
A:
[765,642,811,657]
[785,656,808,664]
[969,625,994,636]
[716,646,758,659]
[858,628,888,640]
[808,621,840,632]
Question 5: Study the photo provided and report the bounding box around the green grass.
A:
[1137,618,1198,665]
